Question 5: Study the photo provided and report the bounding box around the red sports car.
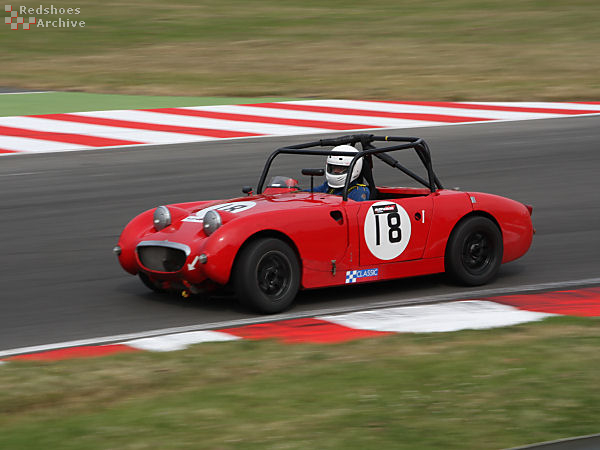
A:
[114,134,533,313]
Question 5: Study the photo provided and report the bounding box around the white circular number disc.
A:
[363,201,411,260]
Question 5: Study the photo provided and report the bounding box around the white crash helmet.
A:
[326,145,363,189]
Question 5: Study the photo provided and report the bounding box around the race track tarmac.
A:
[1,115,599,350]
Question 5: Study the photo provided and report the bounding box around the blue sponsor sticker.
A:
[345,268,379,284]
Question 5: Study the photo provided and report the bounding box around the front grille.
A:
[137,245,187,272]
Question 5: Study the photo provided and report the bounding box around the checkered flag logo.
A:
[345,270,358,284]
[4,5,36,30]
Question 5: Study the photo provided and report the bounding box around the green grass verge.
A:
[1,1,599,100]
[0,92,300,117]
[2,316,600,449]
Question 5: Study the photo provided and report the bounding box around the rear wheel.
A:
[445,216,503,286]
[234,238,300,314]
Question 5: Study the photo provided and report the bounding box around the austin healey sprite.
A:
[114,134,533,313]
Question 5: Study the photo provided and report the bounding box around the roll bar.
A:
[256,134,443,201]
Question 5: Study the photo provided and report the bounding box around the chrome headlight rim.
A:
[153,205,171,231]
[203,210,222,236]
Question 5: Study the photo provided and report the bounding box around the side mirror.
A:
[301,168,325,176]
[242,186,253,196]
[301,168,325,193]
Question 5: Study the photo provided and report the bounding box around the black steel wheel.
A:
[445,216,503,286]
[234,238,300,314]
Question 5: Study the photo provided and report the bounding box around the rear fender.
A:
[423,191,473,259]
[468,192,533,263]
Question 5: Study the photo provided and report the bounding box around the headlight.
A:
[203,210,222,236]
[153,206,171,231]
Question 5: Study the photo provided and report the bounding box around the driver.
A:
[309,145,370,201]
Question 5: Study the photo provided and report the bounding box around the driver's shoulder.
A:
[348,183,370,201]
[350,183,369,192]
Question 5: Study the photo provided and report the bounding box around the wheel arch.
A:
[444,210,502,260]
[230,229,303,284]
[443,211,504,285]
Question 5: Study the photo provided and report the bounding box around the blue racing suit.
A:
[309,180,370,201]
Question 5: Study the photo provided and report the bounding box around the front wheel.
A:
[234,238,300,314]
[445,216,503,286]
[139,272,168,293]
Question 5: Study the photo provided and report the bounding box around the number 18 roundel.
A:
[363,202,412,260]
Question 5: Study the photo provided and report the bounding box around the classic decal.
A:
[345,268,379,284]
[363,201,411,260]
[183,201,257,223]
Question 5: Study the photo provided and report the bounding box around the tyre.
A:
[234,238,300,314]
[139,272,167,293]
[445,216,503,286]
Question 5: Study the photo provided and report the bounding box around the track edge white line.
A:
[1,277,599,358]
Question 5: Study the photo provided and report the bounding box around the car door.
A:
[289,194,350,272]
[357,196,434,267]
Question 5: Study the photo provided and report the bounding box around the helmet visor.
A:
[327,164,348,175]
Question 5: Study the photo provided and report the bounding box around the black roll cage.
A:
[257,134,443,201]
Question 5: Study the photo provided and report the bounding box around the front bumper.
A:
[118,240,210,286]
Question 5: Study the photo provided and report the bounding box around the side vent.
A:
[330,210,344,224]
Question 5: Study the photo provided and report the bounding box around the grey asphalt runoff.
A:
[1,115,599,350]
